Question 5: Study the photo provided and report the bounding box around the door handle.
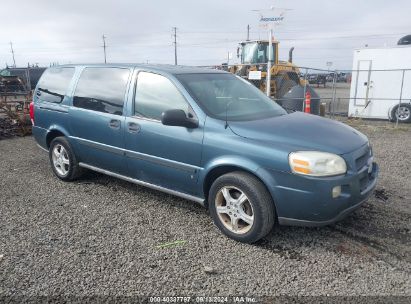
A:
[128,122,141,133]
[109,119,121,129]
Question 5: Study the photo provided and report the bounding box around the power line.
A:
[178,28,407,36]
[3,31,405,52]
[278,33,407,41]
[2,28,406,68]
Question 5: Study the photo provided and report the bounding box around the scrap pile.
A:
[0,117,22,139]
[0,94,32,139]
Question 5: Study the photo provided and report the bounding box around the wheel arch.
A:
[202,163,279,217]
[45,126,69,148]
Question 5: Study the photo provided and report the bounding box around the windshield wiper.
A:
[281,106,297,113]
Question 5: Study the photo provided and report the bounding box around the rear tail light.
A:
[29,101,35,125]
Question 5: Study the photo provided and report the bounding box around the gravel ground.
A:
[0,120,410,299]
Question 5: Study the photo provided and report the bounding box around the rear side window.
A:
[36,67,75,103]
[134,71,189,120]
[73,67,130,115]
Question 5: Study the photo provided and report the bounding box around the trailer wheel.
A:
[390,104,411,123]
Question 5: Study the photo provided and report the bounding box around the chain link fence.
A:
[198,63,411,124]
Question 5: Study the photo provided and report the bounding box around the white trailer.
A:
[348,46,411,122]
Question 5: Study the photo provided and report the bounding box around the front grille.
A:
[359,175,369,192]
[355,147,371,171]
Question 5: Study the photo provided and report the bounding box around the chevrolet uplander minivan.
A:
[31,64,378,243]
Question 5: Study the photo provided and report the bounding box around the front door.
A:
[69,67,132,174]
[124,71,203,195]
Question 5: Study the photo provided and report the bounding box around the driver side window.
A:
[134,72,189,120]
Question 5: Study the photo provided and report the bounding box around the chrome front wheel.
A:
[215,186,254,234]
[209,172,275,243]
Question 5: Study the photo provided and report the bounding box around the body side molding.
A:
[78,162,205,206]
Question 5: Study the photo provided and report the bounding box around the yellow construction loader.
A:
[229,40,320,114]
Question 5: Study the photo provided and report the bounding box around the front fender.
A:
[200,155,261,181]
[199,155,283,212]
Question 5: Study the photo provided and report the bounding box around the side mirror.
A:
[161,109,198,128]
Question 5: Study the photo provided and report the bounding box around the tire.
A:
[49,136,83,181]
[390,104,411,123]
[208,171,275,243]
[277,79,297,99]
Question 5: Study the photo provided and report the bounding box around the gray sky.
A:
[0,0,409,70]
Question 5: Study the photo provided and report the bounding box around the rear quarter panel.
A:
[32,67,81,149]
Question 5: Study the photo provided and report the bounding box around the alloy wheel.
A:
[52,144,70,176]
[215,186,254,234]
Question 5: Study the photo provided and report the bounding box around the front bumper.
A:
[278,193,373,227]
[267,158,379,226]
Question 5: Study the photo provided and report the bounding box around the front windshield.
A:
[0,69,11,76]
[0,69,25,77]
[176,73,286,121]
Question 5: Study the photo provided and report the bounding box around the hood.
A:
[228,112,368,154]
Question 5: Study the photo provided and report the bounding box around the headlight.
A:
[289,151,347,177]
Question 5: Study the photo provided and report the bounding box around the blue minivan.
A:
[31,64,378,243]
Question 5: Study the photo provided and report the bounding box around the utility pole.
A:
[10,42,16,67]
[266,29,273,97]
[102,35,107,64]
[246,24,250,41]
[172,27,177,65]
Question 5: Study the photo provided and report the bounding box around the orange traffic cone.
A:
[304,90,311,114]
